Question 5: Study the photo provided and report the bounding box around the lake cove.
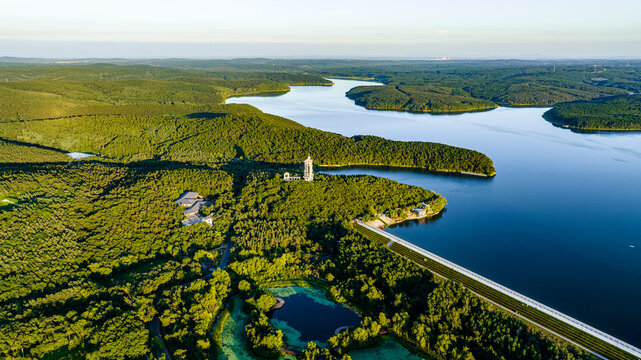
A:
[227,79,641,347]
[267,286,360,349]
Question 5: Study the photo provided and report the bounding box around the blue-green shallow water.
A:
[227,79,641,347]
[267,287,360,349]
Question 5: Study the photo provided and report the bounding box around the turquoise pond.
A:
[220,287,426,359]
[266,287,360,349]
[228,79,641,347]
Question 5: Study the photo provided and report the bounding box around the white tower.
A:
[303,156,314,182]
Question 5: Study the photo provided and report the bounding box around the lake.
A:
[267,286,361,349]
[227,79,641,347]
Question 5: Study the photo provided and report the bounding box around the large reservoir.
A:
[227,79,641,346]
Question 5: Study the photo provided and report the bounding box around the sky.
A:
[1,0,640,59]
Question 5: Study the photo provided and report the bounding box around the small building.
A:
[283,172,301,181]
[412,208,427,217]
[174,191,200,207]
[202,213,214,226]
[183,200,208,218]
[282,156,313,182]
[181,217,202,227]
[175,191,214,227]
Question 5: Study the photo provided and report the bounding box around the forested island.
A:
[544,94,641,131]
[346,85,497,113]
[0,62,633,360]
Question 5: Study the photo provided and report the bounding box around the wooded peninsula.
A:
[544,94,641,131]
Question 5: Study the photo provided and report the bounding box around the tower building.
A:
[303,156,314,182]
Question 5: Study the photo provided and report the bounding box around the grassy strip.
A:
[354,224,639,360]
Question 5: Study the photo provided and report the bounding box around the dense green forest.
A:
[3,59,639,114]
[544,94,641,131]
[0,74,495,176]
[0,160,592,360]
[346,85,497,113]
[127,58,640,108]
[0,138,70,163]
[0,63,614,360]
[0,63,332,85]
[0,106,495,175]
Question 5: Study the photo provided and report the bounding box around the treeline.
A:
[346,85,497,113]
[0,104,496,175]
[4,60,639,109]
[544,94,641,131]
[131,58,641,107]
[0,63,331,85]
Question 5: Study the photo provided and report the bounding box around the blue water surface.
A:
[227,79,641,347]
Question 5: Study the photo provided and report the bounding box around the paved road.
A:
[151,317,172,360]
[358,222,641,360]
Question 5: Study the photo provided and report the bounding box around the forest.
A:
[0,62,616,360]
[0,160,594,360]
[346,85,497,113]
[122,58,641,108]
[0,74,496,176]
[544,94,641,131]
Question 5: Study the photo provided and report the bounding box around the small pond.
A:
[219,290,424,359]
[66,152,96,159]
[267,286,360,349]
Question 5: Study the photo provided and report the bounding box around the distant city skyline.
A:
[2,0,640,58]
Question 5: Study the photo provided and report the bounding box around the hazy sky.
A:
[1,0,640,58]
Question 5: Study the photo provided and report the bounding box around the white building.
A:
[283,172,301,181]
[412,208,427,217]
[282,156,314,182]
[174,191,214,227]
[174,191,200,207]
[303,156,314,182]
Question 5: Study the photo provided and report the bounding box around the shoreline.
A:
[364,206,444,229]
[319,164,494,178]
[543,112,641,133]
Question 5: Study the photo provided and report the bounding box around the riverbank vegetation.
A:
[544,94,641,131]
